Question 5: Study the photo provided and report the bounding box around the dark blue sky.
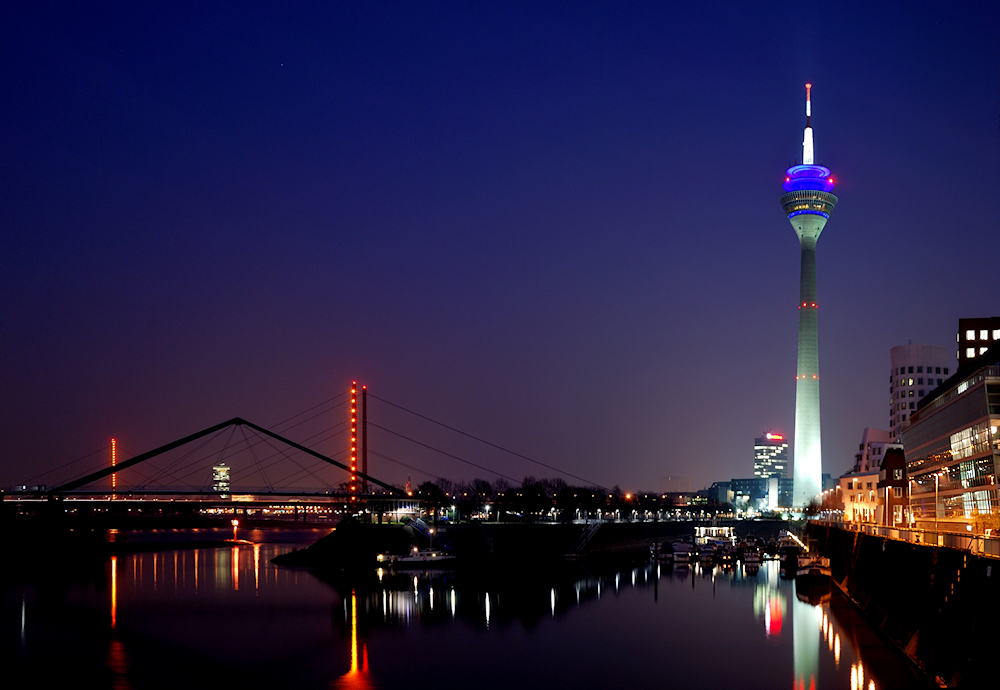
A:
[2,1,998,492]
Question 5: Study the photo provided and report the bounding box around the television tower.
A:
[780,84,838,507]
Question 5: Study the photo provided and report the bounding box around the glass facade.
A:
[904,364,1000,527]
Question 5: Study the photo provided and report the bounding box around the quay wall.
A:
[807,522,1000,687]
[276,518,792,568]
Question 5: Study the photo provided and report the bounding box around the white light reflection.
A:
[485,593,491,628]
[429,587,434,611]
[550,588,556,616]
[450,588,456,618]
[20,595,26,644]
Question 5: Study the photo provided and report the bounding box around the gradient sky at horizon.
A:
[2,1,998,493]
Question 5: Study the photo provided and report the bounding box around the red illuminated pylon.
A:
[350,381,358,500]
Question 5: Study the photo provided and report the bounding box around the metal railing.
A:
[812,519,1000,558]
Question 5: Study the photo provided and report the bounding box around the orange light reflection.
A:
[110,556,118,629]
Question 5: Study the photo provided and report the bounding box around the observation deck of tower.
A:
[780,84,838,508]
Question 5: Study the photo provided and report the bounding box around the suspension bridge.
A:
[3,383,605,529]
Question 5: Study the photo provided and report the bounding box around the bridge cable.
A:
[370,394,606,489]
[240,425,274,491]
[368,448,445,484]
[224,423,349,488]
[19,444,111,486]
[241,427,335,490]
[367,422,521,485]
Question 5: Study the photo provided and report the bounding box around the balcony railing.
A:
[811,519,1000,558]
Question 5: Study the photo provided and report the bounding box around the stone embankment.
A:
[807,522,1000,688]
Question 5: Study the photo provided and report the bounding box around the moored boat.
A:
[378,547,457,568]
[795,553,832,593]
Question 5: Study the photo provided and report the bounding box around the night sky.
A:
[3,1,998,493]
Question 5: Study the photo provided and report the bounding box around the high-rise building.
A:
[212,462,231,496]
[754,432,789,479]
[890,345,950,440]
[780,84,838,507]
[957,317,1000,368]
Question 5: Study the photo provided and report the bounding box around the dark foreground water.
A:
[3,529,925,689]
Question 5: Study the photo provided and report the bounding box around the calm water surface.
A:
[4,529,924,689]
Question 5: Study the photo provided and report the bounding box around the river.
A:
[3,528,925,689]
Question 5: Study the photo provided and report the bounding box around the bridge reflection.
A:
[78,545,909,689]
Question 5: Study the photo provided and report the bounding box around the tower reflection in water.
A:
[94,545,905,689]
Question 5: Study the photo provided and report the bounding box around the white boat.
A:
[378,547,457,568]
[671,542,692,567]
[796,553,832,591]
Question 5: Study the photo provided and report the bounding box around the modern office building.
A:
[731,476,793,512]
[211,462,231,496]
[754,432,789,479]
[904,346,1000,531]
[957,317,1000,368]
[780,84,838,507]
[890,344,950,440]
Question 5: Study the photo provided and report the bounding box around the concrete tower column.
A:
[780,84,838,508]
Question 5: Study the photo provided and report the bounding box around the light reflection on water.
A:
[6,538,922,690]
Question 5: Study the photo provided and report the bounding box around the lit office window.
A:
[981,330,989,340]
[980,347,988,355]
[967,348,976,358]
[966,330,976,340]
[993,329,1000,340]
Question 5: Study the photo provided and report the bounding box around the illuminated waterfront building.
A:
[905,346,1000,530]
[839,471,879,524]
[957,316,1000,368]
[876,448,908,526]
[780,84,838,507]
[890,344,950,440]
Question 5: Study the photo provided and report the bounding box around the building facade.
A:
[903,348,1000,531]
[853,427,902,473]
[754,432,789,479]
[840,471,880,523]
[876,448,908,526]
[889,344,950,440]
[957,317,1000,368]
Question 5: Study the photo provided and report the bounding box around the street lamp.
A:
[907,478,914,525]
[933,471,946,537]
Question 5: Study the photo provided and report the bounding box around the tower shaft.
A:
[794,235,821,507]
[780,83,837,509]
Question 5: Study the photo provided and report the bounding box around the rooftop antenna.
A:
[803,83,814,165]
